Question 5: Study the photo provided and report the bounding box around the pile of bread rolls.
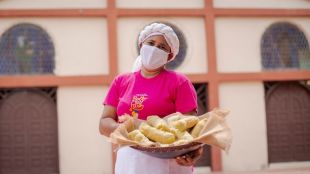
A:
[127,114,208,146]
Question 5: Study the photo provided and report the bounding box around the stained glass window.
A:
[0,23,55,75]
[261,22,310,70]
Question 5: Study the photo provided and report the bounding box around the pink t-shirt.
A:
[103,69,197,120]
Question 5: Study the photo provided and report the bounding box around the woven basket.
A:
[131,142,203,159]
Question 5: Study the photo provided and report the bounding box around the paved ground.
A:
[210,167,310,174]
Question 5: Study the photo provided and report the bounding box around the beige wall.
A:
[116,0,204,9]
[57,86,112,174]
[117,17,207,74]
[219,82,268,171]
[1,1,309,173]
[215,17,310,72]
[0,18,109,75]
[0,0,106,9]
[214,0,310,9]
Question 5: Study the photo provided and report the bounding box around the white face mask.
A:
[140,45,169,70]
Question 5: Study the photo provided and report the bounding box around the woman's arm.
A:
[99,105,119,137]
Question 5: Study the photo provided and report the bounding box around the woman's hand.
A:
[118,114,136,132]
[175,147,203,166]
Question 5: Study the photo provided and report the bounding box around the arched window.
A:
[261,22,310,70]
[0,23,55,75]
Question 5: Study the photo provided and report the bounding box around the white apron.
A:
[115,146,193,174]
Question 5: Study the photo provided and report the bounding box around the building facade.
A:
[0,0,309,174]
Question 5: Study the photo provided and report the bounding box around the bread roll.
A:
[170,128,193,141]
[146,116,170,131]
[172,139,191,146]
[167,115,181,125]
[171,116,199,131]
[128,130,153,145]
[139,123,176,144]
[191,118,208,138]
[179,131,194,141]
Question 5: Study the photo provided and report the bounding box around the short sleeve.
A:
[103,76,120,107]
[175,80,198,113]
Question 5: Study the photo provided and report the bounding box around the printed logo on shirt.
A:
[129,94,148,118]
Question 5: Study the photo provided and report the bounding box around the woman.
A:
[99,22,203,174]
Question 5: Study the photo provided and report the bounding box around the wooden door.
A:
[266,82,310,163]
[0,89,59,174]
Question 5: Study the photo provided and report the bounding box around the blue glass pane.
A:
[261,22,310,70]
[0,23,55,75]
